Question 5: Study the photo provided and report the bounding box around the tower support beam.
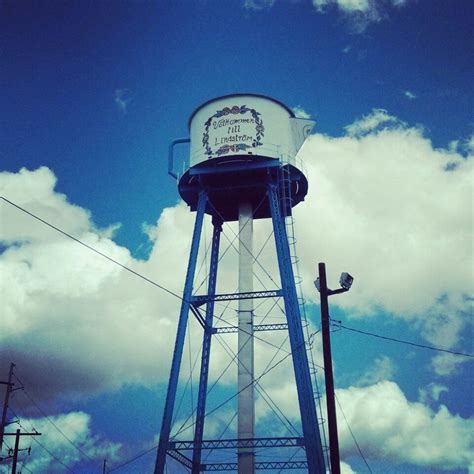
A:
[267,182,326,474]
[192,216,223,473]
[155,190,207,474]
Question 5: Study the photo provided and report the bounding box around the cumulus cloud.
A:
[0,411,120,473]
[292,106,312,119]
[336,381,474,471]
[255,376,474,471]
[312,0,411,31]
[0,109,472,412]
[0,168,187,401]
[344,108,402,136]
[294,119,472,356]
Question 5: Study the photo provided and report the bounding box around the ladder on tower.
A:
[278,157,330,465]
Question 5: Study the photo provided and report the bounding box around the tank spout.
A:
[289,117,316,155]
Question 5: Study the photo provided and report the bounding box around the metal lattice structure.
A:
[154,94,327,473]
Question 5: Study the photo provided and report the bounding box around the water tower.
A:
[155,94,326,473]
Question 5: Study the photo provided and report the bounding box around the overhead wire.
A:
[8,407,77,474]
[4,196,470,359]
[335,394,372,473]
[107,445,157,472]
[171,336,204,431]
[213,330,301,437]
[172,330,318,439]
[171,318,303,443]
[0,196,183,302]
[12,371,99,466]
[30,435,77,473]
[9,195,461,472]
[20,460,33,473]
[335,322,474,358]
[207,198,285,302]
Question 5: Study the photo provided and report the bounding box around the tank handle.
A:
[168,138,190,179]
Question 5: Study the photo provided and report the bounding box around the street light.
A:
[314,263,353,474]
[339,272,354,291]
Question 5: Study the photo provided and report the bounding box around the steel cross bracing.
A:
[203,461,309,471]
[214,323,289,334]
[170,436,304,450]
[168,449,193,469]
[191,290,283,307]
[155,176,326,474]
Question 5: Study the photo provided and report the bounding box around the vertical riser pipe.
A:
[237,202,255,474]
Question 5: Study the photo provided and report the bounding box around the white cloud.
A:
[449,132,474,156]
[341,461,358,473]
[292,106,312,119]
[254,376,474,471]
[418,382,448,405]
[0,109,472,411]
[312,0,379,31]
[243,0,275,10]
[294,120,473,355]
[114,88,130,114]
[0,168,186,400]
[337,0,370,13]
[431,353,470,377]
[356,355,397,386]
[344,108,402,136]
[403,89,417,100]
[336,381,474,470]
[312,0,411,31]
[0,411,121,473]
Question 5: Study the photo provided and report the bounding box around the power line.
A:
[335,394,372,473]
[12,371,99,467]
[1,196,292,356]
[107,445,156,472]
[8,195,468,362]
[0,196,183,302]
[336,322,474,358]
[8,412,76,474]
[29,434,77,473]
[109,338,311,472]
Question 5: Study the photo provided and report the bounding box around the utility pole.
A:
[12,429,20,474]
[315,263,353,474]
[3,429,40,473]
[0,363,15,454]
[103,458,107,473]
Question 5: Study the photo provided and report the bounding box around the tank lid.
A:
[188,93,295,129]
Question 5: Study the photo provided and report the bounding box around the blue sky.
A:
[0,1,473,473]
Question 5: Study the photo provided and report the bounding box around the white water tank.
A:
[188,94,314,167]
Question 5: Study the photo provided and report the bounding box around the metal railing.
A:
[169,141,308,181]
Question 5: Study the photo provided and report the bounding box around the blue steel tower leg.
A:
[155,190,208,474]
[192,216,222,473]
[267,182,326,474]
